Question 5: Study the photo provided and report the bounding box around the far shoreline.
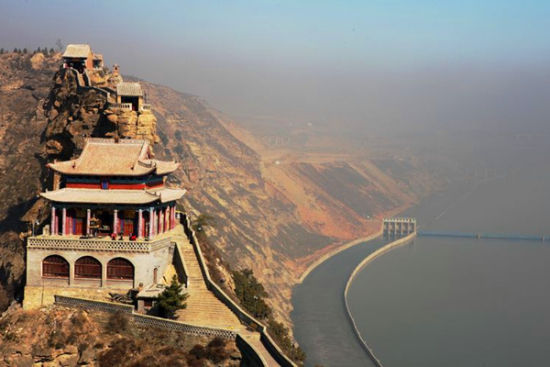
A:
[296,226,383,283]
[343,232,417,366]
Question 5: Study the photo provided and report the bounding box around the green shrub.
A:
[268,319,306,363]
[232,268,271,319]
[157,275,188,319]
[231,268,306,364]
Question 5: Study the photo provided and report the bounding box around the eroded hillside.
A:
[137,80,431,323]
[0,51,438,327]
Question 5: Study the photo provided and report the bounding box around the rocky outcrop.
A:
[0,303,241,367]
[42,67,110,159]
[103,108,159,144]
[42,68,159,161]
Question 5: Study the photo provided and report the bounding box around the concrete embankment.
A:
[298,227,383,283]
[343,232,417,367]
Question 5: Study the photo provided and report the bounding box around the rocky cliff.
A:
[0,303,241,367]
[0,51,434,327]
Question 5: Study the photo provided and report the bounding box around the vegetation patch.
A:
[233,268,306,364]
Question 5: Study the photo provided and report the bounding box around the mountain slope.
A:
[0,52,429,327]
[139,80,420,322]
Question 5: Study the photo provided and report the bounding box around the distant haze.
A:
[1,0,550,135]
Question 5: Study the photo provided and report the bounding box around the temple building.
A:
[116,82,143,111]
[24,138,186,308]
[62,44,94,72]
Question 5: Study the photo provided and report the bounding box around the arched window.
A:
[43,255,69,278]
[107,258,134,280]
[75,256,101,279]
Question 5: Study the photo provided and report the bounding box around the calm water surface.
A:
[349,167,550,367]
[293,164,550,366]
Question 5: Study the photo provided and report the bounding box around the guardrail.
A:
[28,236,171,253]
[54,295,235,339]
[173,238,190,288]
[109,102,133,111]
[417,230,549,241]
[236,334,268,367]
[343,232,417,367]
[55,295,133,313]
[180,212,297,367]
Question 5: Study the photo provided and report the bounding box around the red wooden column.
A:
[153,208,157,236]
[138,209,143,238]
[158,208,163,233]
[171,206,175,229]
[113,209,119,234]
[149,207,154,238]
[164,207,168,232]
[51,206,56,235]
[86,209,91,236]
[61,207,67,236]
[158,208,162,234]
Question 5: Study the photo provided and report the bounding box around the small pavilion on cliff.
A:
[62,44,94,72]
[116,82,143,111]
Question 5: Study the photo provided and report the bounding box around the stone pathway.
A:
[173,232,242,330]
[172,228,282,366]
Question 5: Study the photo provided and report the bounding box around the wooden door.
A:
[74,218,84,235]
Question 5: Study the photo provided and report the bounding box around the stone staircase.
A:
[173,233,242,330]
[172,227,285,366]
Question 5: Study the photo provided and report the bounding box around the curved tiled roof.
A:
[116,82,143,97]
[48,138,179,176]
[41,188,186,204]
[62,44,91,59]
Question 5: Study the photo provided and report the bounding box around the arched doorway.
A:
[75,256,101,279]
[107,258,134,280]
[42,255,69,278]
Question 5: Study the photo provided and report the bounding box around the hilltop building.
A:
[116,82,143,111]
[24,138,185,310]
[62,44,95,72]
[59,44,158,144]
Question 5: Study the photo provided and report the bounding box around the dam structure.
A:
[417,230,549,242]
[383,217,416,237]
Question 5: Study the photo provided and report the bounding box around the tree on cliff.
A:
[232,268,272,319]
[157,275,188,319]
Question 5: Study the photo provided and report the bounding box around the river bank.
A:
[343,232,416,366]
[347,162,550,367]
[291,179,476,366]
[297,228,383,283]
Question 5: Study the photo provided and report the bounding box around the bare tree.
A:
[55,39,63,52]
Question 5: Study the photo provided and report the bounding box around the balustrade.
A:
[27,236,170,253]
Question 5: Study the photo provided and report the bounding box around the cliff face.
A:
[0,52,59,310]
[0,51,428,326]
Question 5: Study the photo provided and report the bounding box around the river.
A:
[292,160,550,366]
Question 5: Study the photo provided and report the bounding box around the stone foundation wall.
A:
[24,236,177,309]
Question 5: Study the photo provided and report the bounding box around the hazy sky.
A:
[1,0,550,134]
